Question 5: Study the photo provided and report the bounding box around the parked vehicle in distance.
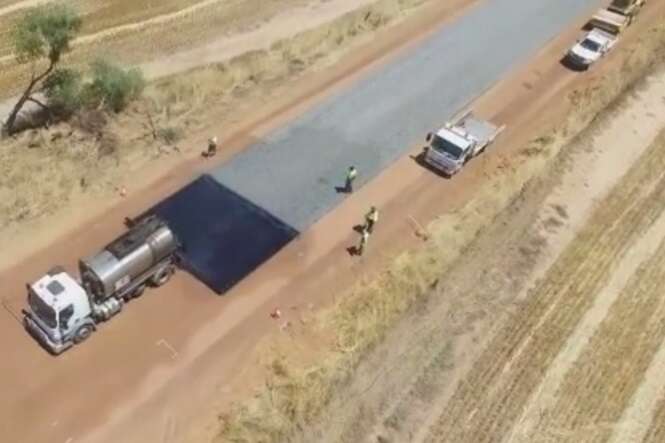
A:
[565,28,618,70]
[423,110,505,176]
[23,215,180,354]
[587,8,631,34]
[608,0,646,18]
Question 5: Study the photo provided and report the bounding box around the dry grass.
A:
[0,0,310,97]
[215,18,665,443]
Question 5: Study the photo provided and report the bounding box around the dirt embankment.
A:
[0,0,445,268]
[215,12,665,443]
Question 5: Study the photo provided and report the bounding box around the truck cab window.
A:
[27,290,57,329]
[59,305,75,330]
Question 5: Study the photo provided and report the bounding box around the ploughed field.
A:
[430,135,665,443]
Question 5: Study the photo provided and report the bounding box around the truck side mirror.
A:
[426,133,433,143]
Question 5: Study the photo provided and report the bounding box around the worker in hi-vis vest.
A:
[345,166,358,193]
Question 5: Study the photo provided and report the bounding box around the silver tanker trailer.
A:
[23,215,180,354]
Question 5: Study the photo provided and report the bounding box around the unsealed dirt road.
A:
[0,1,636,443]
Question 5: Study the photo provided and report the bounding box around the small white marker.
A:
[156,339,178,360]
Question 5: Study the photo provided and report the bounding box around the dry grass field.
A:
[0,0,315,97]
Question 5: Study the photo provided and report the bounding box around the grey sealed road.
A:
[211,0,602,231]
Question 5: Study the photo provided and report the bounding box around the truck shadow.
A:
[411,150,453,179]
[560,56,588,72]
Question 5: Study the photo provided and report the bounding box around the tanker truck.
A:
[23,215,180,354]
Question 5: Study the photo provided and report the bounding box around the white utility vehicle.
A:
[608,0,646,19]
[565,28,618,70]
[588,9,631,34]
[423,110,505,176]
[23,216,179,354]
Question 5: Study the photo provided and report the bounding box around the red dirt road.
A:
[0,1,642,442]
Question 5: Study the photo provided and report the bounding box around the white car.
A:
[565,29,618,69]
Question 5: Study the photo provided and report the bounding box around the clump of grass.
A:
[157,126,182,145]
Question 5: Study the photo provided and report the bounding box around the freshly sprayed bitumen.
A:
[156,0,602,292]
[147,175,297,294]
[211,0,602,231]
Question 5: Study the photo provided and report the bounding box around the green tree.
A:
[84,59,145,113]
[42,68,82,115]
[3,4,82,135]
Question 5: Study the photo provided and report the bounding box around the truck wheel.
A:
[131,284,146,299]
[73,325,94,344]
[151,265,174,287]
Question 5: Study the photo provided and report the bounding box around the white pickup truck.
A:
[565,28,618,70]
[423,110,505,176]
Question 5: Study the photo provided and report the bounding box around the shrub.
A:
[157,126,182,145]
[43,68,83,115]
[84,59,145,112]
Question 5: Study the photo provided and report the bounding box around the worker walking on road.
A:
[364,206,379,234]
[357,227,369,256]
[345,166,358,193]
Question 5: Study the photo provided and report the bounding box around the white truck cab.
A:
[424,110,505,176]
[23,215,179,355]
[24,267,94,354]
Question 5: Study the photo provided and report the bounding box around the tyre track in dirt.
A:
[0,0,224,64]
[424,135,665,443]
[642,395,665,443]
[522,229,665,442]
[0,0,50,17]
[610,338,665,443]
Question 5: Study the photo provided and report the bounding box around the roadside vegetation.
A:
[2,4,145,135]
[215,16,665,443]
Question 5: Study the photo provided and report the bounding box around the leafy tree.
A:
[83,59,145,112]
[3,5,82,135]
[42,68,82,115]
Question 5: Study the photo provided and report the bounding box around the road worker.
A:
[357,228,369,256]
[364,206,379,234]
[205,136,218,157]
[345,166,358,193]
